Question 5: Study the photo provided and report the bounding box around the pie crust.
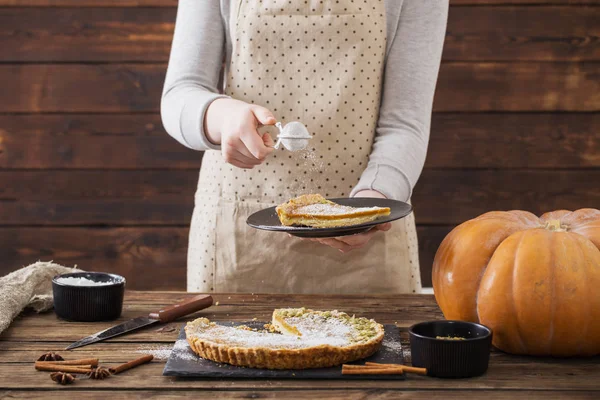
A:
[276,194,391,228]
[185,308,384,369]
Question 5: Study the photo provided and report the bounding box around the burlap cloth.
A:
[0,261,81,335]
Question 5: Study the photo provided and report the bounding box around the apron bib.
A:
[188,0,421,294]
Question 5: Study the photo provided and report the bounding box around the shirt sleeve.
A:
[160,0,229,151]
[350,1,449,201]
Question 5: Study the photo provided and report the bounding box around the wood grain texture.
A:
[2,113,598,169]
[0,292,599,395]
[1,391,598,400]
[0,170,197,200]
[445,6,600,61]
[417,225,453,287]
[0,226,445,289]
[0,170,197,225]
[0,362,599,390]
[0,114,202,169]
[0,336,593,365]
[427,113,600,168]
[1,7,598,62]
[0,64,165,113]
[0,227,187,290]
[1,170,596,225]
[0,8,175,62]
[413,169,600,224]
[2,63,600,112]
[433,62,600,112]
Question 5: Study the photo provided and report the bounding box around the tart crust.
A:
[185,308,384,370]
[276,194,391,228]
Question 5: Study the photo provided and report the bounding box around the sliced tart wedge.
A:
[276,194,391,228]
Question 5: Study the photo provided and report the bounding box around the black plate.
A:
[246,198,412,238]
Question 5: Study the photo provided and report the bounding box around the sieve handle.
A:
[272,122,284,149]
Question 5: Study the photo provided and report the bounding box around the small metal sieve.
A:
[273,121,313,151]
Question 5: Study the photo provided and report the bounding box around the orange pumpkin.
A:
[432,208,600,356]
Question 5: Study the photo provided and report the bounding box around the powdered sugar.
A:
[55,276,117,286]
[381,335,403,354]
[170,339,199,362]
[136,339,198,362]
[173,338,190,351]
[299,147,323,172]
[294,203,387,216]
[135,345,173,360]
[289,148,324,193]
[187,312,368,350]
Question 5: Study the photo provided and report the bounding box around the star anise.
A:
[37,352,64,362]
[88,366,111,380]
[50,372,75,385]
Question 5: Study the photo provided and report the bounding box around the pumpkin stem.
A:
[545,219,567,232]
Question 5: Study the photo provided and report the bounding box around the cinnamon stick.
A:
[35,364,93,373]
[109,355,153,374]
[342,365,404,375]
[365,362,427,375]
[35,358,99,367]
[401,366,428,376]
[342,364,385,369]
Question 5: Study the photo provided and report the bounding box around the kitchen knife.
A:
[65,294,213,350]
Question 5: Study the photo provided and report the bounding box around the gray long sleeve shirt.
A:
[161,0,448,201]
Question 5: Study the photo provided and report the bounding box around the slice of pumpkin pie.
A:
[185,308,384,369]
[276,194,391,228]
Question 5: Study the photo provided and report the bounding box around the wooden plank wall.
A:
[0,1,599,290]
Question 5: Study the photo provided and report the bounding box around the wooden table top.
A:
[1,291,598,399]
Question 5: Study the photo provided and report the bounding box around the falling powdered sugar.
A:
[290,148,324,194]
[299,147,323,172]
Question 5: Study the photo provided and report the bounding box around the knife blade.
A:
[65,294,213,350]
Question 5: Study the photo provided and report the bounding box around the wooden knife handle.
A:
[148,294,213,323]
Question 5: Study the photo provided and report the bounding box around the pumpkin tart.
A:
[185,308,384,369]
[276,194,391,228]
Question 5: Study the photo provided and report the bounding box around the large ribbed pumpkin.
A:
[432,208,600,356]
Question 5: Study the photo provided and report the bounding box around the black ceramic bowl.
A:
[409,320,492,378]
[52,272,126,322]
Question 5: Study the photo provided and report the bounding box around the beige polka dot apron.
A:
[188,0,421,294]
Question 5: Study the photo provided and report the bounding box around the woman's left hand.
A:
[298,190,392,253]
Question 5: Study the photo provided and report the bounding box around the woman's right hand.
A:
[204,98,276,169]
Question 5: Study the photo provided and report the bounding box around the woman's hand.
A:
[301,190,392,253]
[204,98,276,169]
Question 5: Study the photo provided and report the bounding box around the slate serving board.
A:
[163,321,405,380]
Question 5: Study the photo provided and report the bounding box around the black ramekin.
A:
[409,320,493,378]
[52,272,126,322]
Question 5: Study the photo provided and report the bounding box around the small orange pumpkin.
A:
[432,208,600,356]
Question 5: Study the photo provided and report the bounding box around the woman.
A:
[161,0,448,294]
